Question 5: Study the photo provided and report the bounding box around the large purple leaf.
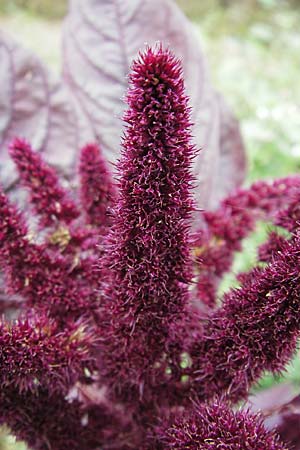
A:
[275,394,300,449]
[248,384,300,449]
[0,31,78,192]
[216,94,246,205]
[62,0,246,209]
[248,383,295,419]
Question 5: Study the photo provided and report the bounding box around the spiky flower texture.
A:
[159,402,288,450]
[0,47,300,449]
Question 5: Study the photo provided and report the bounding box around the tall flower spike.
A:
[188,234,300,403]
[79,143,116,228]
[9,138,79,227]
[157,401,287,449]
[100,46,195,390]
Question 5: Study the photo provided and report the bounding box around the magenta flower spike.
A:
[79,143,116,228]
[100,46,195,389]
[276,188,300,232]
[9,138,80,227]
[158,401,287,449]
[0,187,32,292]
[189,235,300,403]
[258,230,287,263]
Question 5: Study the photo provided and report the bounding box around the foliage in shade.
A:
[275,395,300,450]
[0,0,246,211]
[0,46,299,449]
[251,388,300,450]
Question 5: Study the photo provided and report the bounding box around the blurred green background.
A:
[0,0,299,448]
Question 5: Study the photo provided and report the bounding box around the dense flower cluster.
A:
[0,47,300,449]
[194,176,300,307]
[79,143,116,229]
[10,138,80,227]
[189,235,300,403]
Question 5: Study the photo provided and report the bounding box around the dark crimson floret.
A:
[158,401,287,449]
[100,46,195,390]
[10,138,79,227]
[276,188,300,232]
[79,143,116,228]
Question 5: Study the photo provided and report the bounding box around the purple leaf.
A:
[248,383,296,418]
[0,32,78,192]
[248,384,300,449]
[215,94,247,207]
[62,0,246,208]
[276,395,300,450]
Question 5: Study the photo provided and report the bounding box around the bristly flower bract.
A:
[158,401,288,449]
[9,138,80,227]
[0,313,96,395]
[79,143,116,228]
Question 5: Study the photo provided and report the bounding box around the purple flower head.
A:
[0,387,134,450]
[158,401,287,449]
[79,143,116,228]
[258,231,287,263]
[194,176,300,308]
[9,138,79,227]
[276,189,300,233]
[0,186,32,292]
[0,188,99,321]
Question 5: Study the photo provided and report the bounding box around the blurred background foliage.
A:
[0,0,67,18]
[0,0,299,183]
[0,0,299,448]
